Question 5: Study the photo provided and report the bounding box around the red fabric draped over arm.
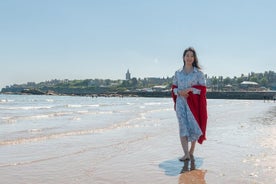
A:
[171,84,208,144]
[187,85,208,144]
[171,84,178,110]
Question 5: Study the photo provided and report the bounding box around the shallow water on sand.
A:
[0,95,275,183]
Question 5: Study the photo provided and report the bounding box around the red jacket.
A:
[171,85,208,144]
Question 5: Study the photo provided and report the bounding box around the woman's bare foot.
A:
[179,155,190,161]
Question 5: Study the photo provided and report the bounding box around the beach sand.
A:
[0,99,275,184]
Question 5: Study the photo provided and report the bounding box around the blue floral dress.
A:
[173,67,206,142]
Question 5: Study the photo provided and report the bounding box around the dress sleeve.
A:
[192,88,201,94]
[192,71,206,94]
[198,71,206,86]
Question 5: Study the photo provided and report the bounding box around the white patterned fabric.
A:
[172,67,206,141]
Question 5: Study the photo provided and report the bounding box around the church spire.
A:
[126,69,131,80]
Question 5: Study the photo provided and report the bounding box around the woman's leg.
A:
[189,141,196,156]
[180,136,190,161]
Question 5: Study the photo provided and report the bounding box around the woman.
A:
[172,47,207,161]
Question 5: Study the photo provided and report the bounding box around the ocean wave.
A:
[0,99,7,103]
[0,111,161,146]
[64,104,100,108]
[0,99,14,103]
[45,99,54,102]
[0,106,53,110]
[0,109,117,124]
[0,111,73,124]
[144,102,164,106]
[0,126,117,146]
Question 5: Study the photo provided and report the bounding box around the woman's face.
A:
[184,51,194,65]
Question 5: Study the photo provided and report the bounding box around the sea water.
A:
[0,94,275,184]
[0,95,172,147]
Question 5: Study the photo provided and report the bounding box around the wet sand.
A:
[0,99,275,183]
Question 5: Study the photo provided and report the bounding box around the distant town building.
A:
[240,81,259,91]
[126,69,131,80]
[152,85,168,92]
[240,81,258,85]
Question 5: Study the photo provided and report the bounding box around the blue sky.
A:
[0,0,275,89]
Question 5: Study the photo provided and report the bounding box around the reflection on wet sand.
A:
[179,156,207,184]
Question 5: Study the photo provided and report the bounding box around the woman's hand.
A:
[178,88,193,98]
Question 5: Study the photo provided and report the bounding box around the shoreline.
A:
[1,91,276,100]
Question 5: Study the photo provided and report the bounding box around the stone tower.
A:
[126,69,131,80]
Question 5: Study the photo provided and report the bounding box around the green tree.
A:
[250,76,258,83]
[259,78,268,87]
[131,78,138,87]
[223,77,231,85]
